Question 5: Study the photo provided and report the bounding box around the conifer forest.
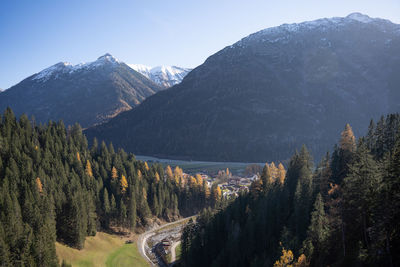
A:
[1,4,400,266]
[0,108,212,266]
[180,115,400,267]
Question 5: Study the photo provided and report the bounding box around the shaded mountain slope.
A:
[86,14,400,162]
[0,54,162,127]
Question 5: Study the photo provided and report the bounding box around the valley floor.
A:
[136,155,263,175]
[56,232,149,267]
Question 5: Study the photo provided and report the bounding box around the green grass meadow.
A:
[56,232,149,267]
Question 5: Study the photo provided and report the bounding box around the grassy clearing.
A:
[105,243,148,267]
[175,243,181,261]
[166,253,172,264]
[56,232,148,267]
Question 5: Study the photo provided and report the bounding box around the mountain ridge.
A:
[0,53,163,128]
[128,64,191,88]
[85,13,400,162]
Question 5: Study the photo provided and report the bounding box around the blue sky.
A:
[1,0,399,89]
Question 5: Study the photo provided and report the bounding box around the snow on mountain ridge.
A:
[259,13,378,35]
[32,54,120,82]
[26,53,190,88]
[128,64,152,74]
[232,13,399,48]
[347,12,374,23]
[128,64,191,87]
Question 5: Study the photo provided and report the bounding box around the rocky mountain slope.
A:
[85,13,400,162]
[0,54,162,127]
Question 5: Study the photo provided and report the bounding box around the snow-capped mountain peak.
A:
[96,53,119,64]
[32,53,120,82]
[32,62,74,81]
[346,12,373,23]
[128,64,191,88]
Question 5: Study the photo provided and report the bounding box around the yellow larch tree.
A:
[189,176,197,187]
[340,123,356,152]
[274,247,308,267]
[111,166,118,179]
[212,186,222,202]
[195,174,203,186]
[262,163,274,184]
[174,166,183,181]
[226,168,230,177]
[165,165,173,180]
[270,162,278,180]
[295,254,308,267]
[274,247,294,267]
[155,172,160,183]
[278,163,286,185]
[36,177,43,194]
[85,160,93,177]
[144,162,150,171]
[120,175,128,194]
[137,169,142,180]
[76,152,81,162]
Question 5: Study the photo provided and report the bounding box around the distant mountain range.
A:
[85,13,400,162]
[128,64,191,88]
[0,54,189,128]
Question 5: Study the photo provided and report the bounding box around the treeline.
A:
[181,114,400,267]
[0,108,213,266]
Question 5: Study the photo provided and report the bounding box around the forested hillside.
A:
[0,108,214,266]
[181,114,400,266]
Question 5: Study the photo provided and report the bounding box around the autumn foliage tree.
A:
[36,177,43,194]
[174,166,183,184]
[274,247,294,267]
[340,124,356,152]
[278,163,286,185]
[155,172,160,183]
[111,166,118,179]
[331,123,356,184]
[270,162,278,179]
[165,165,173,180]
[120,175,128,194]
[85,160,93,177]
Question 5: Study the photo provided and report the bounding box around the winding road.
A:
[138,217,194,266]
[170,241,181,263]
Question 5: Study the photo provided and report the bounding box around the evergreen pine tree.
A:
[302,193,329,266]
